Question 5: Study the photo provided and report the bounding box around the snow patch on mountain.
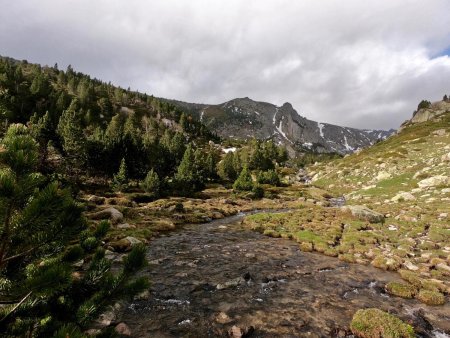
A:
[318,122,325,138]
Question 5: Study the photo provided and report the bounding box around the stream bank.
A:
[120,211,450,337]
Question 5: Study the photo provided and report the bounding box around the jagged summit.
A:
[169,97,395,155]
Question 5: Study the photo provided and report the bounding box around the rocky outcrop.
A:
[401,100,450,129]
[341,205,385,223]
[169,97,395,155]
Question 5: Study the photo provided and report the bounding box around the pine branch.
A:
[0,291,32,322]
[1,246,37,265]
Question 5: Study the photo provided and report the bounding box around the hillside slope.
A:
[308,102,450,294]
[170,97,395,155]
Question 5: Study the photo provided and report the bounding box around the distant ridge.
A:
[169,97,395,155]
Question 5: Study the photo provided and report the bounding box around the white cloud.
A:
[1,0,450,129]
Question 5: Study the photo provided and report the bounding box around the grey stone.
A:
[89,207,124,224]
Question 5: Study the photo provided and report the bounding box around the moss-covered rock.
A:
[350,308,415,338]
[299,242,313,252]
[398,270,422,288]
[371,255,402,271]
[416,289,446,305]
[385,282,417,298]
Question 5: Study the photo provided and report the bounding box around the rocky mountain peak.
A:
[169,97,395,155]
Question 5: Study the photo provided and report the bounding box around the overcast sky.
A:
[1,0,450,129]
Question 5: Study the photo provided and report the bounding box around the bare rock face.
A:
[169,97,395,155]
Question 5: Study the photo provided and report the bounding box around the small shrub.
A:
[251,184,265,199]
[81,236,98,252]
[93,220,110,239]
[122,244,147,274]
[62,245,84,262]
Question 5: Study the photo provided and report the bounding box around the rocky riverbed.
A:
[119,211,450,337]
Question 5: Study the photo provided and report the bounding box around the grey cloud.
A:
[1,0,450,129]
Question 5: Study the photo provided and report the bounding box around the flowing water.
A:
[121,211,450,337]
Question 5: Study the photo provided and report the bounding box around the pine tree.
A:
[174,144,204,195]
[0,126,148,336]
[29,111,54,170]
[179,112,188,132]
[257,169,281,186]
[233,166,254,191]
[143,169,160,196]
[112,158,128,191]
[277,146,289,164]
[218,152,237,181]
[205,151,219,180]
[232,151,243,175]
[170,132,186,164]
[249,142,273,171]
[417,100,431,110]
[57,100,86,166]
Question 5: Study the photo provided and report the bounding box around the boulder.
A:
[134,290,151,301]
[375,171,391,181]
[216,277,246,290]
[441,152,450,162]
[115,323,131,336]
[109,236,142,252]
[87,195,105,205]
[391,192,416,202]
[93,302,124,328]
[215,312,232,324]
[89,207,123,224]
[418,175,449,188]
[228,325,255,338]
[117,223,136,229]
[433,129,446,136]
[341,205,385,223]
[403,261,419,271]
[125,236,142,246]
